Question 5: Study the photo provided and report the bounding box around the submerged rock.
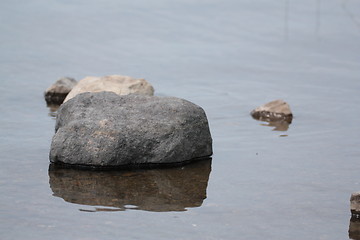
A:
[50,92,212,169]
[48,159,211,212]
[44,77,77,105]
[63,75,154,103]
[351,192,360,218]
[251,99,293,123]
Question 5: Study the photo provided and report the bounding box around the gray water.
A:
[1,0,360,239]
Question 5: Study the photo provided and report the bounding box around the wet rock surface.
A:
[50,92,212,168]
[44,77,77,105]
[251,99,293,123]
[48,159,211,212]
[64,75,154,102]
[351,192,360,217]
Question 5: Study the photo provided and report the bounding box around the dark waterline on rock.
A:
[50,156,212,170]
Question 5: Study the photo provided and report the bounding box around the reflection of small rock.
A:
[48,159,212,212]
[349,218,360,240]
[63,75,154,103]
[47,104,60,118]
[44,77,77,105]
[251,99,293,123]
[260,121,290,131]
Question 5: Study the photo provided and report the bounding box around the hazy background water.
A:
[1,0,360,239]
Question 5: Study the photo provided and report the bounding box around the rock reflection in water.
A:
[349,217,360,240]
[48,159,211,212]
[260,120,290,131]
[251,112,291,132]
[46,104,60,118]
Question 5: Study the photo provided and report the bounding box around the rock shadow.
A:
[48,159,212,212]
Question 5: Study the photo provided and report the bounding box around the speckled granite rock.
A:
[251,99,293,123]
[50,92,212,169]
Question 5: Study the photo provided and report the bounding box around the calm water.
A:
[1,0,360,239]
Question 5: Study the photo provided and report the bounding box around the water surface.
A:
[1,0,360,239]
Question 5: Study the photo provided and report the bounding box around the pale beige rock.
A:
[253,99,292,115]
[251,99,293,123]
[64,75,154,102]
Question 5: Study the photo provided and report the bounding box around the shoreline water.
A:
[1,0,360,239]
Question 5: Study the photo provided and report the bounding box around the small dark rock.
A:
[44,77,77,105]
[251,99,293,123]
[50,92,213,169]
[351,192,360,218]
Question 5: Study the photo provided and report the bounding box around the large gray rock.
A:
[44,77,77,105]
[50,92,212,168]
[251,99,293,123]
[63,75,154,103]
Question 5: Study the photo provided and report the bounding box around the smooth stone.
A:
[63,75,154,103]
[44,77,77,105]
[50,91,213,169]
[251,99,293,123]
[48,159,211,212]
[351,192,360,217]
